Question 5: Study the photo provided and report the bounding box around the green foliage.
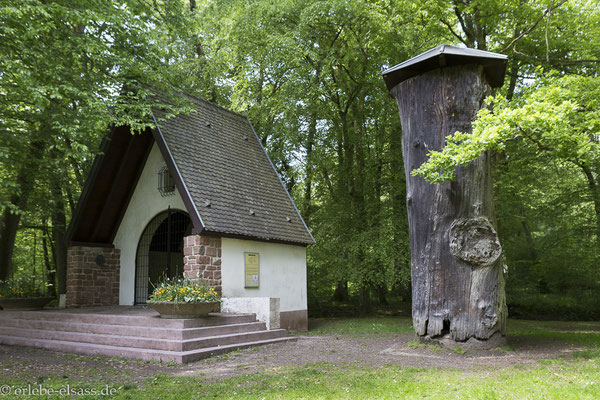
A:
[147,277,220,303]
[0,278,45,298]
[0,0,205,284]
[191,0,418,308]
[414,74,600,183]
[2,0,600,317]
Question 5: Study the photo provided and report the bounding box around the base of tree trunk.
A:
[419,331,507,351]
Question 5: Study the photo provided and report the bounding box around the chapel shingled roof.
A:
[66,94,314,247]
[152,95,314,245]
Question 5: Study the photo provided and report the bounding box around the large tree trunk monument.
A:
[382,45,509,342]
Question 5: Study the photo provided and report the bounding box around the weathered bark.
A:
[50,180,68,296]
[332,280,349,302]
[520,212,537,261]
[375,284,388,306]
[390,64,507,341]
[506,60,519,101]
[0,206,21,281]
[303,111,316,222]
[42,224,56,298]
[358,285,371,315]
[0,139,45,280]
[579,162,600,234]
[390,117,410,293]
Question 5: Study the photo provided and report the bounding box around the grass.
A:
[509,319,600,346]
[139,361,600,399]
[406,339,443,353]
[2,359,600,399]
[302,316,414,335]
[3,317,600,399]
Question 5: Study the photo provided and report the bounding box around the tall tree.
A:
[0,0,198,281]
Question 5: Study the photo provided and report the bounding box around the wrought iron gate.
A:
[134,209,192,304]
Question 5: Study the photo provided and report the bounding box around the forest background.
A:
[1,0,599,320]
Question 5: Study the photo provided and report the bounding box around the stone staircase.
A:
[0,309,295,363]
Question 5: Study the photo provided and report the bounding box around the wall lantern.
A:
[158,166,175,196]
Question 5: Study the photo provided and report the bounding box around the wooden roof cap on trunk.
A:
[382,44,508,91]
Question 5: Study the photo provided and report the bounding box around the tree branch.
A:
[453,2,474,47]
[516,125,553,152]
[439,18,468,46]
[513,48,600,63]
[545,2,553,61]
[501,0,568,53]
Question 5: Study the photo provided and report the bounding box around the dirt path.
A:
[0,332,583,382]
[180,332,582,379]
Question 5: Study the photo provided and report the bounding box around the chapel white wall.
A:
[113,143,186,305]
[221,238,307,312]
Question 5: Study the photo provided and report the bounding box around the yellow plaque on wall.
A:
[244,252,260,288]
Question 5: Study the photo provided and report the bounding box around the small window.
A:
[158,166,175,196]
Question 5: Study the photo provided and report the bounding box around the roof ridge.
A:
[180,92,247,121]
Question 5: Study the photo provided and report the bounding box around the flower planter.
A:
[147,301,221,319]
[0,297,55,311]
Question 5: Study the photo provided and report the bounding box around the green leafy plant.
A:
[147,277,220,303]
[0,278,46,298]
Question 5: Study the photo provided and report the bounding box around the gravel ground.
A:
[0,331,582,383]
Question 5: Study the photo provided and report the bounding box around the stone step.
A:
[0,335,296,364]
[0,311,256,328]
[0,326,288,352]
[180,329,288,352]
[179,336,296,363]
[0,317,266,340]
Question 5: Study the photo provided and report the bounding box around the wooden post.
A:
[383,45,508,342]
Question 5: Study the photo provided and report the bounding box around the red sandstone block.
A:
[196,255,211,264]
[218,249,222,257]
[214,271,221,279]
[197,236,212,245]
[213,259,221,266]
[205,247,217,257]
[194,246,206,256]
[184,247,193,256]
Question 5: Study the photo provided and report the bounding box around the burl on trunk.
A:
[383,45,509,342]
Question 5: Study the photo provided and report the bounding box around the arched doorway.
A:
[134,209,192,304]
